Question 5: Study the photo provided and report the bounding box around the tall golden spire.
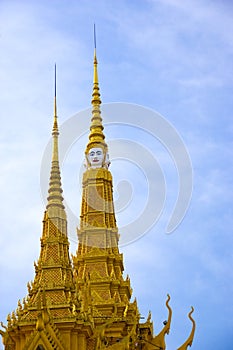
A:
[20,67,75,323]
[73,29,134,330]
[46,64,66,223]
[86,25,107,156]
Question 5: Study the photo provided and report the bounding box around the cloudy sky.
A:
[0,0,233,349]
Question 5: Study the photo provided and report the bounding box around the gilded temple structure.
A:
[0,46,195,349]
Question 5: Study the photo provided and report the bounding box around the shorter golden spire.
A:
[46,65,65,216]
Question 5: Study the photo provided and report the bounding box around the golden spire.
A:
[46,64,66,218]
[86,25,107,156]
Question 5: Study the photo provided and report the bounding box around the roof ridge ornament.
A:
[177,307,196,350]
[150,294,172,349]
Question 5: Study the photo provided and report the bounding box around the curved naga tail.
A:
[177,307,196,350]
[150,294,172,350]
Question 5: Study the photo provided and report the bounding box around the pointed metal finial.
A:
[53,64,58,132]
[94,23,97,49]
[54,63,57,98]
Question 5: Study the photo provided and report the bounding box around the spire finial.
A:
[93,24,98,85]
[94,23,97,49]
[53,63,58,134]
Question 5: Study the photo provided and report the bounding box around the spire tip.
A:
[94,23,96,49]
[54,63,57,98]
[53,64,58,132]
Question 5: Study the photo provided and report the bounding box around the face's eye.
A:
[96,151,102,156]
[89,151,95,156]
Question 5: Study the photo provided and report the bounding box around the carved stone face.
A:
[88,147,104,168]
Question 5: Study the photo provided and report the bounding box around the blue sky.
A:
[0,0,233,349]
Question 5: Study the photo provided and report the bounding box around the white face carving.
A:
[88,147,104,168]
